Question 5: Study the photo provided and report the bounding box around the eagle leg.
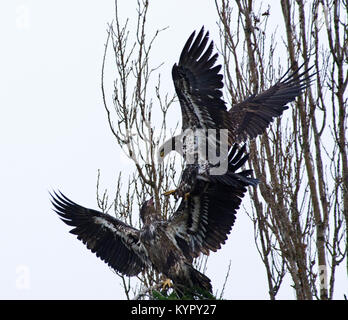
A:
[163,189,177,197]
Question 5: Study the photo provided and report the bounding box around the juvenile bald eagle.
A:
[160,26,314,160]
[51,144,256,293]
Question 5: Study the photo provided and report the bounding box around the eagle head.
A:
[140,197,158,224]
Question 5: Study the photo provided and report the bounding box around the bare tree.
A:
[99,0,216,300]
[97,0,346,300]
[215,0,347,300]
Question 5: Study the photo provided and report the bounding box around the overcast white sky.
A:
[0,1,346,300]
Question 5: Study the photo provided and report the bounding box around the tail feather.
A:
[209,143,259,187]
[189,266,212,293]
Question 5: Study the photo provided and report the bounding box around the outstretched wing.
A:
[229,62,315,142]
[167,144,256,260]
[172,26,230,131]
[50,191,148,276]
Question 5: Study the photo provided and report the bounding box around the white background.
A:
[1,0,346,299]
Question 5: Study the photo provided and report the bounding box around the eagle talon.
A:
[162,278,172,290]
[184,192,190,201]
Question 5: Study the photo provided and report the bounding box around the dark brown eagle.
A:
[52,26,313,295]
[51,144,256,293]
[160,26,314,159]
[160,26,313,200]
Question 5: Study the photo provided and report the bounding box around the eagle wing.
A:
[172,27,230,131]
[167,144,256,260]
[51,191,148,276]
[229,62,315,142]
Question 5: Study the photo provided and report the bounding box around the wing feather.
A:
[229,62,315,142]
[167,144,257,259]
[172,26,230,131]
[50,191,148,276]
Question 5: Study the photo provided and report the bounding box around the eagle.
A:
[160,26,313,200]
[160,26,314,160]
[51,26,312,296]
[51,144,256,293]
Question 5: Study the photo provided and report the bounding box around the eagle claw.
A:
[162,278,172,290]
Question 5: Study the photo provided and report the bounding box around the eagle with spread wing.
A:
[160,26,314,158]
[160,26,313,200]
[51,144,256,293]
[52,26,313,295]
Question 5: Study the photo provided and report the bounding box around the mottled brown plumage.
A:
[51,27,314,295]
[51,144,256,293]
[162,27,314,160]
[171,27,233,148]
[161,27,313,202]
[228,63,315,142]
